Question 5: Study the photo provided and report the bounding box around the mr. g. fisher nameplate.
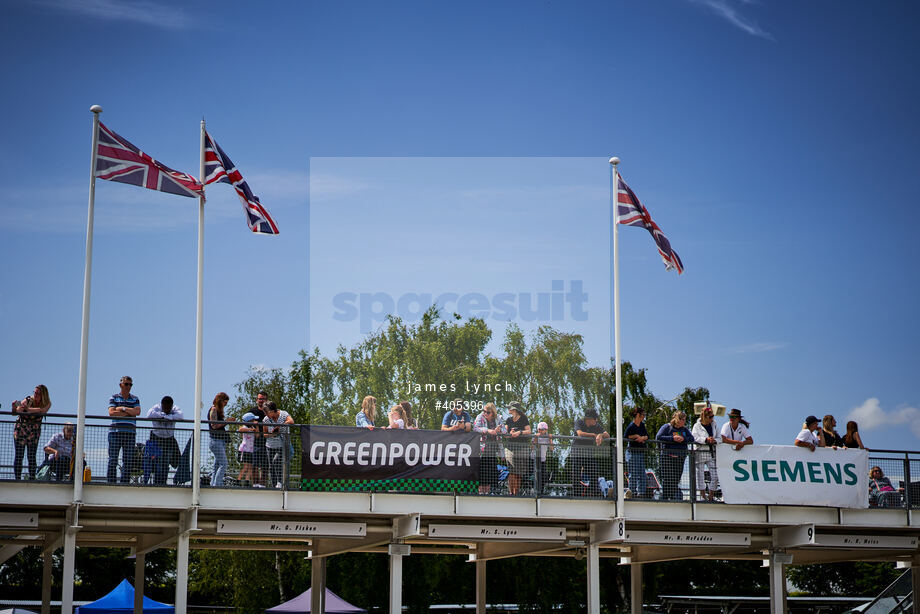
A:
[217,519,366,537]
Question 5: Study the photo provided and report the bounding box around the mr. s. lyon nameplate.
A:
[428,524,566,541]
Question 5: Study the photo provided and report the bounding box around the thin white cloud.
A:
[0,168,301,233]
[36,0,192,29]
[725,341,787,355]
[687,0,774,40]
[847,398,920,436]
[248,170,308,202]
[309,172,372,200]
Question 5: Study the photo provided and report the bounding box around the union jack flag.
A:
[616,176,684,274]
[94,122,203,198]
[204,133,279,235]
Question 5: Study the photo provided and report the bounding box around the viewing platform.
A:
[3,415,920,614]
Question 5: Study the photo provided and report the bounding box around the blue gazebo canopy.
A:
[76,579,174,614]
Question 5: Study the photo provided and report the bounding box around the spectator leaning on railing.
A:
[794,415,825,451]
[505,401,531,496]
[108,376,140,484]
[656,410,692,501]
[692,404,720,501]
[572,408,610,497]
[822,414,844,449]
[843,420,866,449]
[624,408,649,499]
[249,391,270,487]
[442,399,472,432]
[720,408,753,451]
[356,395,377,429]
[146,396,183,485]
[473,402,505,494]
[263,401,294,489]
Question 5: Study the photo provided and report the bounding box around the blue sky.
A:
[1,0,918,449]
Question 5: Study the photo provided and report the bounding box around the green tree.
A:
[786,561,901,596]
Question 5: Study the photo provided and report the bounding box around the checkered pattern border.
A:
[300,477,478,493]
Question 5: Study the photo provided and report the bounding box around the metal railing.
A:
[2,414,917,508]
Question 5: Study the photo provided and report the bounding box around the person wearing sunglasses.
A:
[107,376,141,483]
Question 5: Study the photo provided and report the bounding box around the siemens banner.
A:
[716,445,869,508]
[300,425,480,489]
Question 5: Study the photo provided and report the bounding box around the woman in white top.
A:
[691,404,719,501]
[720,408,753,451]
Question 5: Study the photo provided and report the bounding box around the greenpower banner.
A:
[716,445,869,508]
[300,425,480,493]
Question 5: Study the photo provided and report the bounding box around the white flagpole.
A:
[192,120,205,505]
[73,105,103,506]
[610,156,625,518]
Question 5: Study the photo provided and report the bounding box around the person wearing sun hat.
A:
[720,408,753,451]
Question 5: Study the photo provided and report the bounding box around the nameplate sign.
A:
[813,534,918,549]
[626,530,751,547]
[217,520,366,537]
[0,513,38,528]
[428,524,566,541]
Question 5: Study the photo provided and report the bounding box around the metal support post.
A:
[475,559,487,614]
[134,552,146,614]
[61,506,80,614]
[175,533,189,614]
[586,542,600,614]
[389,549,403,614]
[769,551,789,614]
[630,562,642,614]
[311,556,326,614]
[911,557,920,614]
[41,550,53,614]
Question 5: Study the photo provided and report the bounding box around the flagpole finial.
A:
[609,156,620,166]
[90,105,103,114]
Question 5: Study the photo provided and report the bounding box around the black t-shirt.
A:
[624,421,648,448]
[573,417,605,446]
[505,414,530,434]
[823,429,844,448]
[505,414,529,449]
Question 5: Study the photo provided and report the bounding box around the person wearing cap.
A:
[534,420,554,495]
[505,401,531,495]
[720,408,753,451]
[237,412,258,487]
[572,408,610,497]
[624,408,649,499]
[107,376,141,483]
[146,396,184,485]
[795,415,825,452]
[691,403,720,501]
[441,398,472,432]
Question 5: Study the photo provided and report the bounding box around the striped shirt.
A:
[109,393,140,430]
